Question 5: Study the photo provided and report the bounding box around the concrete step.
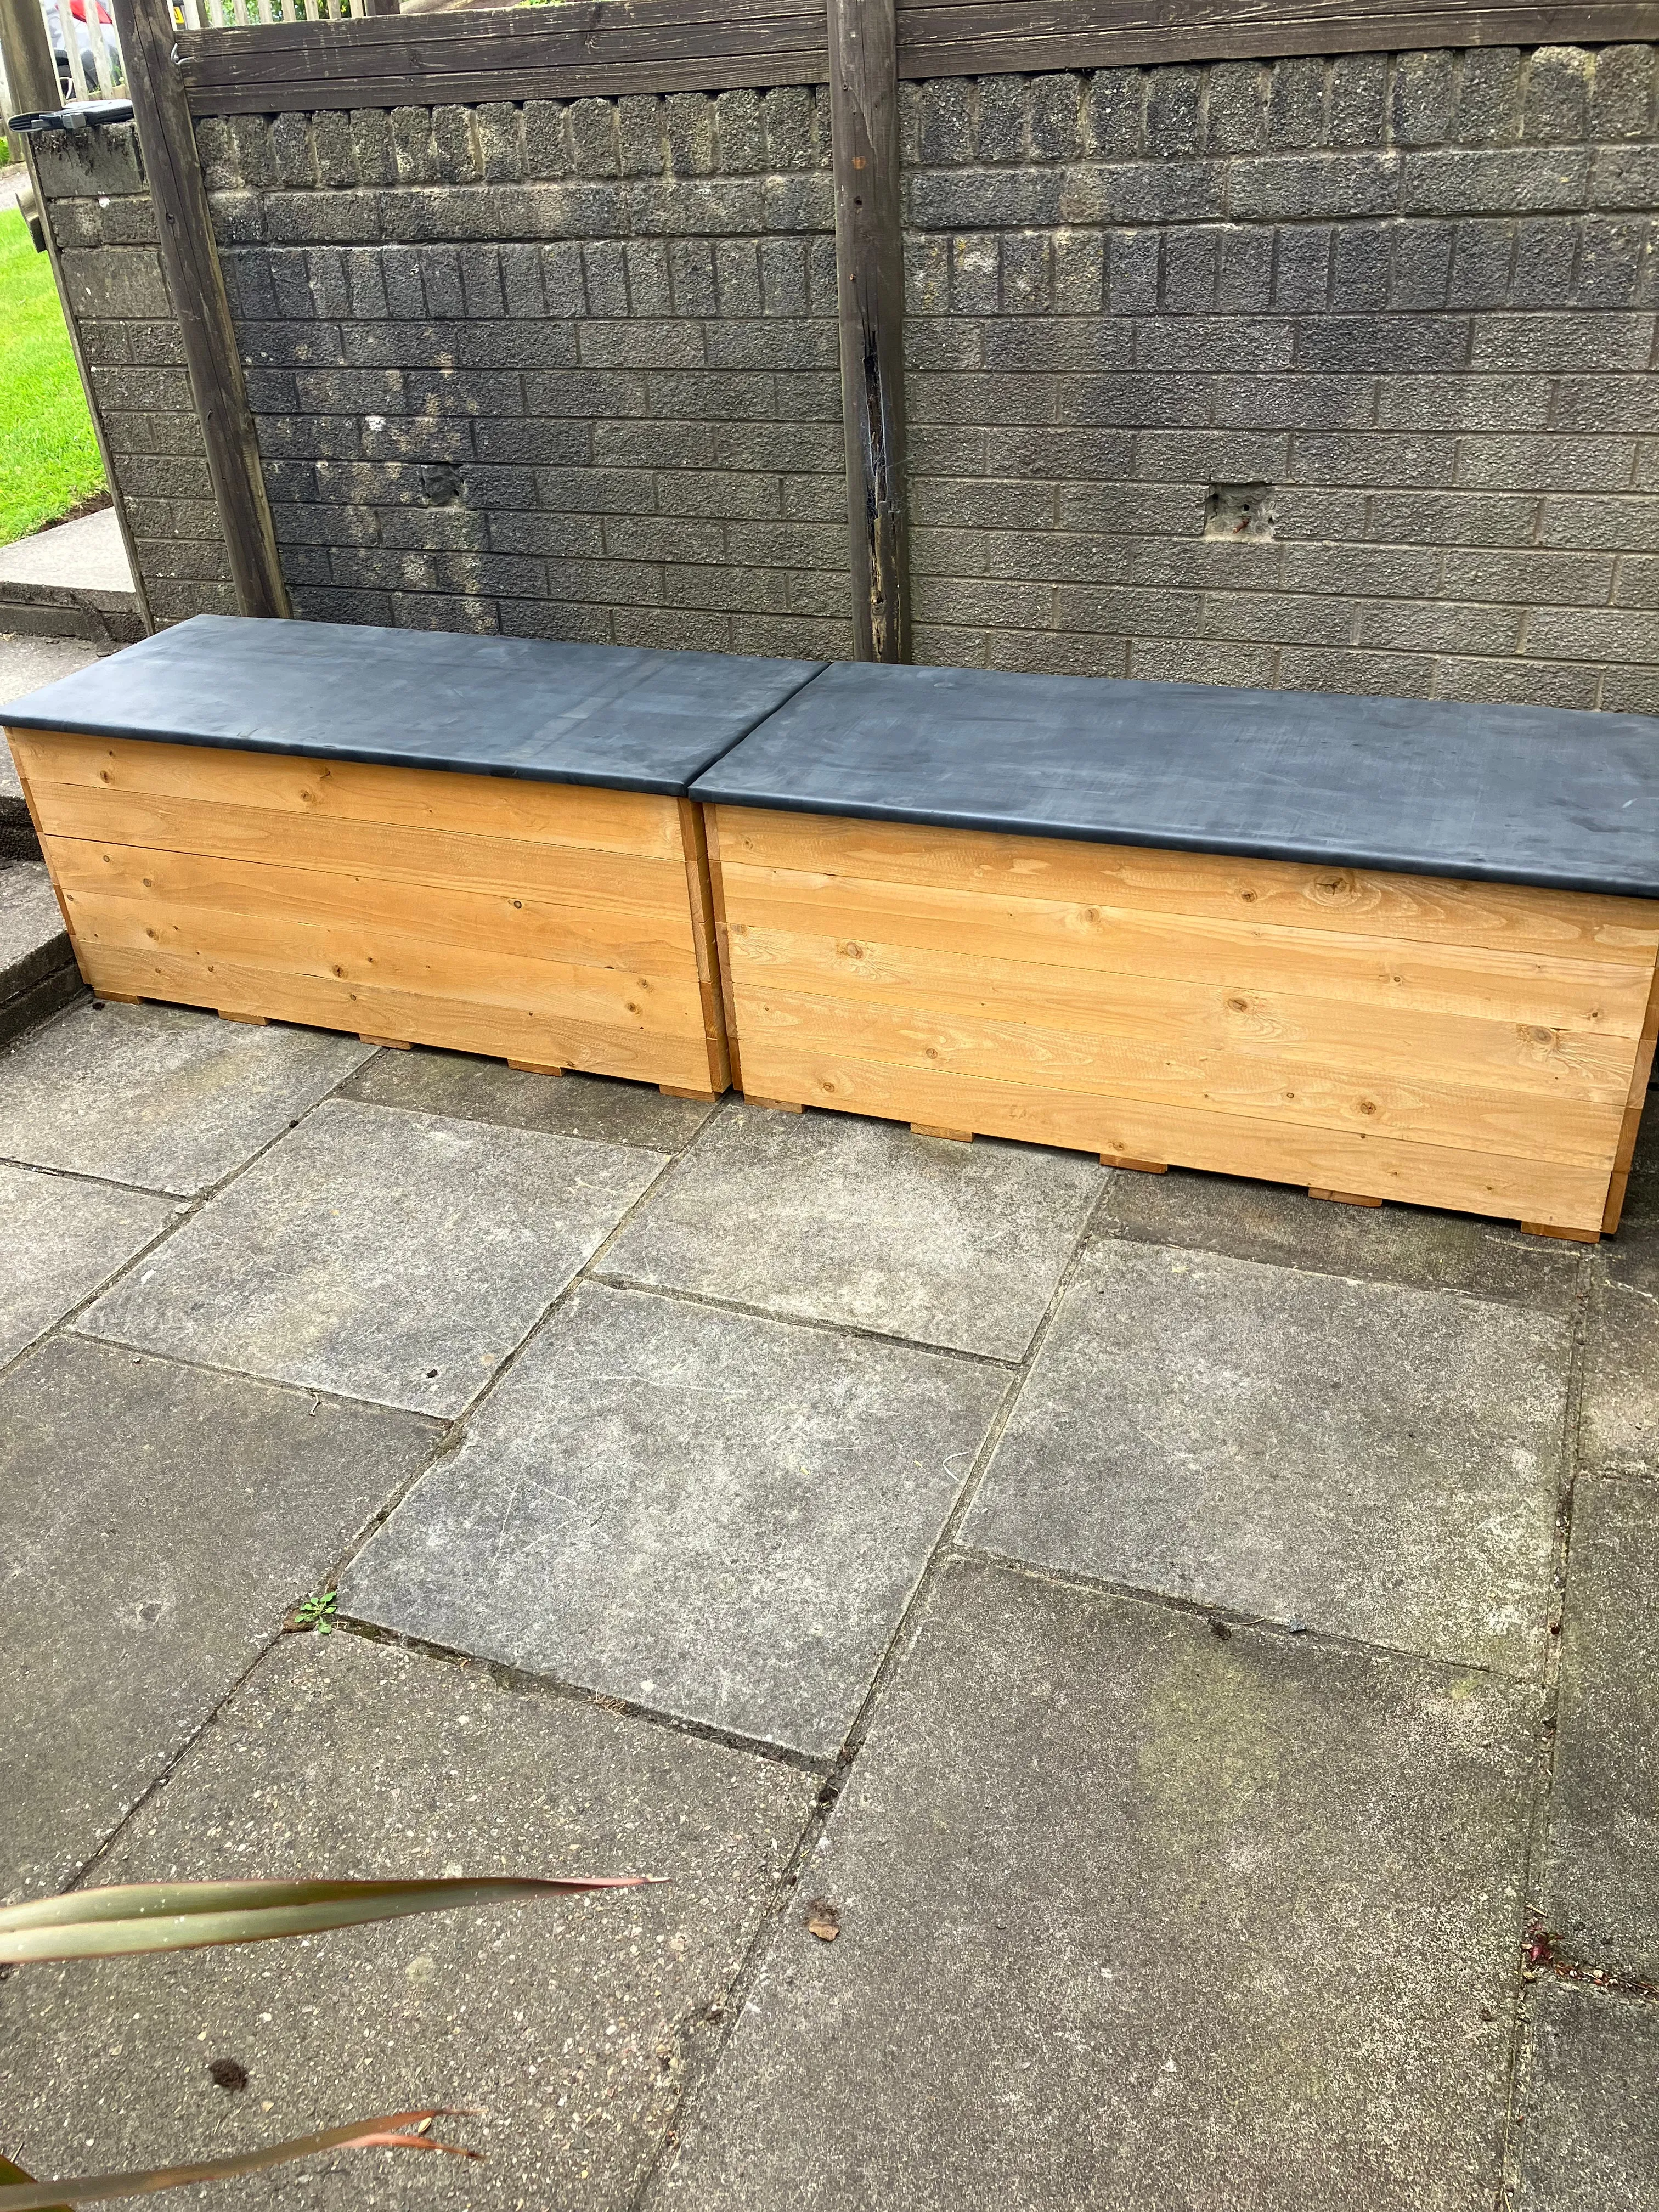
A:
[0,507,144,645]
[2,635,109,861]
[0,860,83,1047]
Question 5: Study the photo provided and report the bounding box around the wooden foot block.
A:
[912,1122,974,1143]
[1101,1155,1167,1174]
[360,1034,411,1049]
[661,1084,719,1101]
[97,992,143,1005]
[1309,1188,1382,1207]
[508,1060,565,1077]
[1522,1221,1601,1245]
[746,1095,804,1113]
[218,1010,267,1026]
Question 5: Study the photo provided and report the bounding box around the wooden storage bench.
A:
[2,615,819,1096]
[691,662,1659,1242]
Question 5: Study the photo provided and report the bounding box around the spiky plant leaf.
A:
[0,2112,478,2208]
[0,1875,654,1964]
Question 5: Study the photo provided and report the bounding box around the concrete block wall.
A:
[30,53,1657,710]
[899,48,1659,705]
[194,92,853,657]
[31,125,238,628]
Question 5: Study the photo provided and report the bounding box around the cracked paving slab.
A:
[338,1282,1008,1758]
[966,1237,1568,1674]
[77,1098,666,1416]
[0,1631,816,2211]
[0,1000,371,1194]
[659,1555,1535,2212]
[1,1335,437,1902]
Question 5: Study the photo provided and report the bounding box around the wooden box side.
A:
[12,728,729,1093]
[713,804,1659,1237]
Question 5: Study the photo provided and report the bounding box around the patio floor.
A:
[2,994,1657,2210]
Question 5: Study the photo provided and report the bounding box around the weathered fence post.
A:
[826,0,909,664]
[109,0,289,619]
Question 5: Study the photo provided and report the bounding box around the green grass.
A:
[0,202,106,545]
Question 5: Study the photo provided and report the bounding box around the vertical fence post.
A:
[0,0,57,114]
[826,0,909,663]
[109,0,289,618]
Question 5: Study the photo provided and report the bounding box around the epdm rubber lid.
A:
[0,615,824,796]
[691,659,1659,898]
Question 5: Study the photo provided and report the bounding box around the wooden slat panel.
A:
[11,731,685,862]
[895,0,1659,77]
[46,836,697,975]
[25,778,694,918]
[76,941,715,1087]
[726,923,1641,1102]
[736,980,1629,1163]
[716,808,1659,964]
[720,862,1654,1035]
[740,1042,1614,1232]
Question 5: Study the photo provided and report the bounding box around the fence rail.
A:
[172,0,1659,114]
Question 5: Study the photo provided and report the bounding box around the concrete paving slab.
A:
[1515,1981,1659,2211]
[340,1283,1008,1758]
[80,1099,665,1415]
[0,505,132,594]
[603,1105,1103,1358]
[0,631,106,702]
[966,1239,1567,1674]
[1102,1164,1583,1314]
[0,859,70,986]
[1,1335,437,1903]
[660,1555,1533,2212]
[341,1041,719,1153]
[1542,1477,1659,1982]
[0,860,78,1041]
[0,1160,174,1366]
[1579,1276,1659,1471]
[0,1631,814,2211]
[0,1001,372,1194]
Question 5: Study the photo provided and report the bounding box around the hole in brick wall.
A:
[420,463,466,509]
[1204,483,1276,542]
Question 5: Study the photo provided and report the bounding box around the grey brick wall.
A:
[900,47,1658,707]
[31,124,238,628]
[31,53,1656,711]
[194,91,852,657]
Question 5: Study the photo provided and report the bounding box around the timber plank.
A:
[13,731,686,861]
[740,1043,1612,1233]
[46,837,697,976]
[718,865,1654,1035]
[724,923,1641,1100]
[677,798,732,1094]
[26,781,695,917]
[76,944,715,1090]
[894,0,1658,75]
[58,879,707,1045]
[828,0,909,665]
[734,981,1629,1165]
[715,810,1659,963]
